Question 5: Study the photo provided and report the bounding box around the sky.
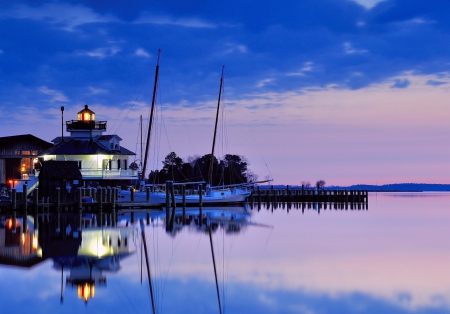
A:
[0,0,449,186]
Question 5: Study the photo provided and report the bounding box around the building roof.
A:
[0,134,52,151]
[97,134,123,141]
[39,160,82,180]
[42,137,135,156]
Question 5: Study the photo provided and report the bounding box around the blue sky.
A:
[1,0,449,185]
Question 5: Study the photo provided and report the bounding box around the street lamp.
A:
[8,179,17,189]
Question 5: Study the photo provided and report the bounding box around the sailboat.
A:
[118,51,263,206]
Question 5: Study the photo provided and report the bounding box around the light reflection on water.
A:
[1,192,450,314]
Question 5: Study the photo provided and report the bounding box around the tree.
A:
[221,154,248,185]
[162,152,183,181]
[316,180,326,190]
[301,181,311,189]
[147,151,257,185]
[246,170,259,183]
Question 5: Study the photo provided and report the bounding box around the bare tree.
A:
[301,181,311,189]
[316,180,326,190]
[246,170,259,183]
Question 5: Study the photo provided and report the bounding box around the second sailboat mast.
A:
[208,65,225,186]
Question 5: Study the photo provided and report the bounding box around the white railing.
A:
[80,169,139,179]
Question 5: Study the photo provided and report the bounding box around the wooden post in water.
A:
[22,184,28,234]
[33,188,39,231]
[77,187,83,231]
[181,184,186,225]
[165,181,171,229]
[199,184,203,227]
[257,186,261,204]
[11,188,16,218]
[107,187,112,203]
[169,183,176,229]
[98,187,103,226]
[56,187,61,233]
[146,187,150,202]
[130,187,135,202]
[111,188,116,227]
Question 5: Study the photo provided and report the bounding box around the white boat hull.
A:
[118,188,250,205]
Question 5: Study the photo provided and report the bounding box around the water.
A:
[1,192,449,314]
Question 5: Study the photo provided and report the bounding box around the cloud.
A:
[426,80,447,86]
[38,86,69,102]
[391,79,410,88]
[352,0,387,9]
[343,42,368,54]
[287,62,314,76]
[135,13,217,28]
[223,43,248,55]
[0,3,119,31]
[256,78,274,88]
[88,87,108,94]
[82,47,121,59]
[135,48,150,57]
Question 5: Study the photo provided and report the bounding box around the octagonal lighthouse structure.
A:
[40,105,137,187]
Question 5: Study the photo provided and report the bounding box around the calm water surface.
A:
[1,192,450,313]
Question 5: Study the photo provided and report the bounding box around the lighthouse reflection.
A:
[51,223,138,303]
[0,206,258,304]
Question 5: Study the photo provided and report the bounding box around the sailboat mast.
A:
[140,115,143,173]
[142,49,161,183]
[209,227,223,314]
[208,65,225,186]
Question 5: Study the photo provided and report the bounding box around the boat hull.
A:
[118,190,250,206]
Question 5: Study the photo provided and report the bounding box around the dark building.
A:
[38,160,82,200]
[0,134,53,186]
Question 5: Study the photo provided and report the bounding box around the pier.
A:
[248,185,368,204]
[0,185,368,215]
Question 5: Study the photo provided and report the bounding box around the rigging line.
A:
[151,220,161,312]
[166,67,197,159]
[264,227,274,248]
[153,106,163,183]
[222,224,226,313]
[160,231,176,308]
[109,277,142,314]
[160,104,173,157]
[227,79,274,181]
[109,61,155,136]
[134,117,141,159]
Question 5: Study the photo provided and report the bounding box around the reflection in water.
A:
[0,206,265,307]
[1,194,450,314]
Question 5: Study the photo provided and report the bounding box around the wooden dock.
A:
[0,185,368,216]
[248,186,368,204]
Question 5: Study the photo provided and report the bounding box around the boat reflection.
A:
[118,205,273,237]
[0,206,268,305]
